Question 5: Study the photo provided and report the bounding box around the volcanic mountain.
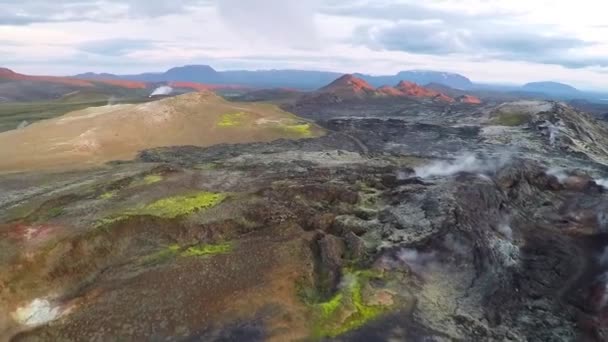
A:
[0,92,323,173]
[395,81,455,102]
[318,74,377,98]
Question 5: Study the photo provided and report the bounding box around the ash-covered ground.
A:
[2,98,608,341]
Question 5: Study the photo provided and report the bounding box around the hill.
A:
[0,92,324,173]
[522,81,580,96]
[296,75,486,106]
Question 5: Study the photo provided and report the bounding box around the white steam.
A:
[395,248,437,275]
[149,86,173,97]
[17,120,29,130]
[107,96,117,106]
[415,153,511,178]
[12,298,61,326]
[546,168,569,183]
[595,179,608,189]
[497,222,513,240]
[549,124,559,147]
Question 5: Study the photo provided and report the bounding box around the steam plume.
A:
[415,153,511,178]
[150,86,173,97]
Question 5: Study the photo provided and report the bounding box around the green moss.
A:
[217,112,248,127]
[142,243,232,265]
[278,123,313,137]
[95,192,226,228]
[492,112,530,126]
[141,244,181,265]
[139,192,226,219]
[312,270,390,338]
[181,242,232,257]
[99,191,118,200]
[130,174,163,188]
[47,207,64,218]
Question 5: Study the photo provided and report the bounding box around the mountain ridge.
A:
[74,65,475,90]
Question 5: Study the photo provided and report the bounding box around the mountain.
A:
[521,82,580,96]
[299,75,471,105]
[1,67,146,89]
[77,66,342,90]
[357,70,473,89]
[75,65,474,90]
[395,81,453,102]
[318,74,377,98]
[0,67,153,102]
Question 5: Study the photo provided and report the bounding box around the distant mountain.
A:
[77,66,341,90]
[357,71,473,90]
[75,65,474,90]
[0,67,151,102]
[300,75,483,105]
[522,82,580,96]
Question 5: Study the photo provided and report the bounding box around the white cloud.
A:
[1,0,608,89]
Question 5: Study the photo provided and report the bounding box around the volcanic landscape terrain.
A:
[1,74,608,341]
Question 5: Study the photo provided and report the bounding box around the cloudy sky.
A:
[2,0,608,89]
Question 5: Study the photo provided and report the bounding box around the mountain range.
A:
[75,65,475,90]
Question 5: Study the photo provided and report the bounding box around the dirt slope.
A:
[0,92,323,173]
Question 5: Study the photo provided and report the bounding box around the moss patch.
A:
[181,242,232,257]
[141,242,232,265]
[311,270,390,338]
[99,191,118,200]
[217,112,248,127]
[139,192,226,219]
[141,244,181,265]
[95,192,226,228]
[130,174,163,188]
[492,112,531,126]
[46,207,64,218]
[278,123,313,137]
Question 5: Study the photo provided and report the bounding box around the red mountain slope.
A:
[0,67,148,89]
[457,95,482,104]
[319,74,376,98]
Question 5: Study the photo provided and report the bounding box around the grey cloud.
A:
[322,1,515,23]
[79,39,157,56]
[0,0,212,25]
[350,1,596,69]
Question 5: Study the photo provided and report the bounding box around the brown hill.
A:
[0,92,324,173]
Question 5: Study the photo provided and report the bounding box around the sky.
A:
[2,0,608,90]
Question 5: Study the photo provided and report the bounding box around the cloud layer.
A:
[2,0,608,89]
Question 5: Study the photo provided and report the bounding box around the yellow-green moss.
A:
[139,192,226,219]
[141,243,232,265]
[130,174,163,188]
[141,244,181,265]
[217,112,248,127]
[312,270,389,338]
[279,123,313,137]
[99,191,118,200]
[95,192,226,228]
[181,242,232,257]
[492,112,530,126]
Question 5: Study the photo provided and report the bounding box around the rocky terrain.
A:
[1,78,608,342]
